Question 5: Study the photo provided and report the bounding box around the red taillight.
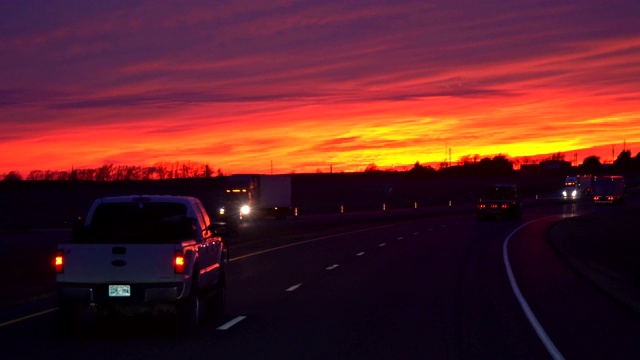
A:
[593,196,598,201]
[607,196,614,201]
[478,204,486,209]
[54,250,64,273]
[174,251,185,274]
[501,204,509,209]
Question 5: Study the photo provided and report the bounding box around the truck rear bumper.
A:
[57,282,184,304]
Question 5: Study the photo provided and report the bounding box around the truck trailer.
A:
[592,175,625,204]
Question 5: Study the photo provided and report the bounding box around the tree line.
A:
[3,151,640,181]
[1,161,224,182]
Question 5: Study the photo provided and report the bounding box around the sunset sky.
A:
[2,0,639,176]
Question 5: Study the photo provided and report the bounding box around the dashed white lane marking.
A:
[397,237,404,240]
[356,252,365,256]
[217,316,247,330]
[413,232,419,235]
[428,228,433,231]
[326,264,339,270]
[229,222,410,262]
[503,218,565,360]
[286,283,302,292]
[379,243,386,247]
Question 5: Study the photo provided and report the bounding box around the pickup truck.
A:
[476,184,522,221]
[54,195,226,334]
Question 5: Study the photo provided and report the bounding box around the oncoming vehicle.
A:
[55,195,226,334]
[477,184,522,221]
[562,176,580,199]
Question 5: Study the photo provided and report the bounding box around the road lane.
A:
[2,200,640,359]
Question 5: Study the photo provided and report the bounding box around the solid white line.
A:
[326,264,339,270]
[217,316,247,330]
[356,252,365,256]
[286,283,302,292]
[503,218,565,360]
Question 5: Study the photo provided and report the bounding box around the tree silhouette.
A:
[408,162,437,178]
[612,150,632,174]
[2,171,23,181]
[579,156,603,175]
[364,163,379,172]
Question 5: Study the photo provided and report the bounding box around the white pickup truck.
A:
[54,195,226,333]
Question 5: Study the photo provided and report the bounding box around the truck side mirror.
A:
[209,222,227,235]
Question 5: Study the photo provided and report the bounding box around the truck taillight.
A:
[174,251,185,274]
[54,250,64,273]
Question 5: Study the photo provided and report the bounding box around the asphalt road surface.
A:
[2,200,640,359]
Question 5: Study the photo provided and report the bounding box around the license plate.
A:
[108,285,131,297]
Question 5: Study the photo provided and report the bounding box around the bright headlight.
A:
[219,207,225,215]
[572,189,577,197]
[240,205,250,215]
[562,190,567,197]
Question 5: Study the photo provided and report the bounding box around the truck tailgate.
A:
[59,243,178,283]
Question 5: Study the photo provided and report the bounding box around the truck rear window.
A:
[76,202,195,244]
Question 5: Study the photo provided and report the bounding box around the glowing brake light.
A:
[174,251,185,274]
[54,250,64,273]
[501,204,509,209]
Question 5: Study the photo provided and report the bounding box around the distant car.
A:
[477,184,522,221]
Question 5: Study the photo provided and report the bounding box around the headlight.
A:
[240,205,250,215]
[571,189,577,197]
[562,190,567,197]
[219,207,225,215]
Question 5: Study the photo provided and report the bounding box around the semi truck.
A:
[218,174,293,221]
[562,175,594,199]
[593,175,625,204]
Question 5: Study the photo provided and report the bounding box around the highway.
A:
[2,201,640,359]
